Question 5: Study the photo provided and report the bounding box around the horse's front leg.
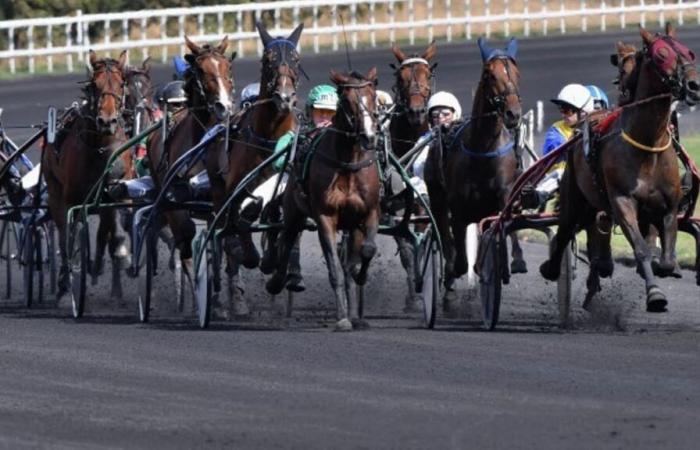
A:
[101,209,128,303]
[655,212,682,279]
[317,215,352,331]
[428,187,455,290]
[610,195,667,312]
[509,232,528,274]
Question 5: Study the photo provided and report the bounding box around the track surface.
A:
[1,29,700,449]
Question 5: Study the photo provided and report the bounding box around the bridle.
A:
[186,49,233,114]
[261,39,302,98]
[643,35,697,100]
[84,60,127,128]
[124,69,153,134]
[334,79,378,150]
[483,56,521,114]
[392,57,433,112]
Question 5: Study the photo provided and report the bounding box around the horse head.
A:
[184,35,235,120]
[610,41,638,105]
[638,23,699,105]
[256,21,304,114]
[330,68,379,151]
[390,41,437,127]
[124,57,153,134]
[477,37,522,130]
[86,50,128,136]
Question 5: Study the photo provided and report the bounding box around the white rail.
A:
[1,0,699,74]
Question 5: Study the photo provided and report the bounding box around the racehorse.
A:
[265,68,381,331]
[388,41,438,311]
[42,50,130,301]
[145,35,234,299]
[425,37,524,310]
[389,41,437,158]
[611,41,638,106]
[204,21,303,317]
[540,24,699,312]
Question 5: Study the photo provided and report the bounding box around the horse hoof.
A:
[351,318,370,329]
[231,296,250,318]
[334,318,353,332]
[259,250,277,275]
[442,290,460,317]
[241,242,260,269]
[539,260,559,281]
[510,259,528,274]
[403,295,423,313]
[595,258,614,278]
[646,287,668,313]
[285,274,306,292]
[265,275,285,295]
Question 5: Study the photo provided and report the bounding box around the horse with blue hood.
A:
[425,36,526,311]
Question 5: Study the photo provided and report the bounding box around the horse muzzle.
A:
[273,91,296,114]
[213,101,232,121]
[407,106,427,127]
[683,78,700,105]
[503,109,522,130]
[97,115,120,136]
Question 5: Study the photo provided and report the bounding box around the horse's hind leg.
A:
[509,231,528,274]
[654,212,682,279]
[396,236,421,312]
[610,195,667,312]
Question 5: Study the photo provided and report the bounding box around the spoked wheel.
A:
[137,230,155,323]
[174,254,186,314]
[557,242,575,329]
[417,229,441,329]
[479,228,503,331]
[70,221,89,319]
[47,222,57,295]
[193,231,212,329]
[1,221,14,300]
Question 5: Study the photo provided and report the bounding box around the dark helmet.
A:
[155,81,187,109]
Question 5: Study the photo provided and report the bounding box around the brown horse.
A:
[540,24,700,312]
[265,69,381,331]
[426,37,524,310]
[42,50,129,301]
[204,21,303,318]
[388,41,438,311]
[611,41,638,106]
[145,36,234,278]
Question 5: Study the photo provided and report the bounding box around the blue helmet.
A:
[586,85,610,110]
[173,56,190,80]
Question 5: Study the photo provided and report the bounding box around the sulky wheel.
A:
[1,221,16,300]
[22,225,44,308]
[137,229,156,323]
[557,242,574,329]
[479,228,503,331]
[193,232,212,329]
[70,221,89,319]
[417,229,441,329]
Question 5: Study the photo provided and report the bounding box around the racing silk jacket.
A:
[542,120,574,170]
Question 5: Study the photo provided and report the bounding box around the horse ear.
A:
[505,37,518,60]
[477,37,491,62]
[117,50,127,70]
[185,35,202,55]
[330,69,349,86]
[88,50,97,73]
[421,40,437,61]
[391,42,406,63]
[366,66,378,82]
[639,25,654,45]
[287,23,304,46]
[256,21,273,47]
[141,56,152,73]
[216,35,229,54]
[665,22,677,39]
[610,54,619,67]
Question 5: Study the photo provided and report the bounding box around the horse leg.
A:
[238,231,260,269]
[610,195,667,312]
[352,208,379,287]
[396,236,421,312]
[265,205,305,296]
[655,212,682,279]
[583,223,604,311]
[317,215,352,331]
[509,232,528,274]
[452,217,468,278]
[50,200,70,300]
[222,248,247,319]
[285,235,305,292]
[101,208,128,304]
[429,192,455,291]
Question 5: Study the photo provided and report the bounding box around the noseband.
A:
[187,50,232,114]
[85,61,127,126]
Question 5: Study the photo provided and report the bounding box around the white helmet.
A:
[552,83,594,113]
[376,90,394,107]
[427,91,462,120]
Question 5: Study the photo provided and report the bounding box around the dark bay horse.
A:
[426,37,524,310]
[265,68,381,331]
[42,50,129,301]
[145,36,234,279]
[204,21,303,318]
[540,24,700,312]
[388,41,438,311]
